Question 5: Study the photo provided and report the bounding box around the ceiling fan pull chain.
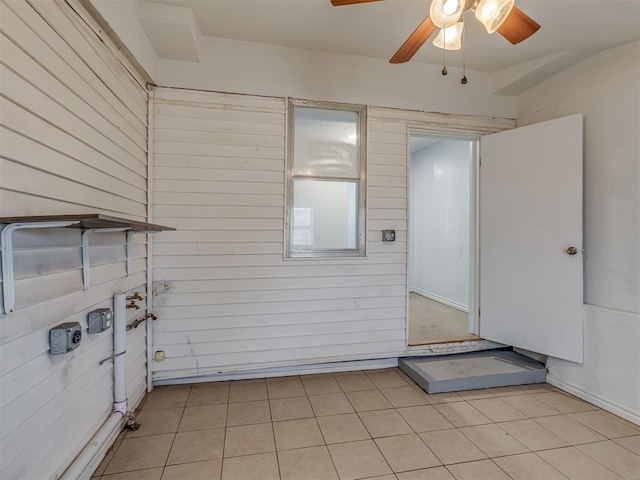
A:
[461,25,468,84]
[442,27,448,75]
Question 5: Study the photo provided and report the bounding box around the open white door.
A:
[480,114,584,362]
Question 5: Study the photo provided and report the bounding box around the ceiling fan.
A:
[331,0,540,64]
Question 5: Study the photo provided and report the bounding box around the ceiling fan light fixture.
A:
[433,21,464,50]
[474,0,514,33]
[430,0,464,28]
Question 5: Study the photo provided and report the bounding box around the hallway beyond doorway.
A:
[408,294,478,345]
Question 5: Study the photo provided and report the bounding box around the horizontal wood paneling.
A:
[0,1,150,478]
[151,88,410,380]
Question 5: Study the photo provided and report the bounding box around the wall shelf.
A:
[0,214,175,313]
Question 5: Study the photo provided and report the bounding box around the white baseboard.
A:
[547,373,640,426]
[154,357,399,385]
[410,288,469,313]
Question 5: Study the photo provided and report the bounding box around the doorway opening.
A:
[408,134,479,346]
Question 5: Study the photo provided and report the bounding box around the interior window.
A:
[286,101,366,257]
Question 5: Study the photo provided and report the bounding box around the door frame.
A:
[405,127,480,346]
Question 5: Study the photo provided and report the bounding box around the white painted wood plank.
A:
[153,154,284,171]
[153,192,284,207]
[369,175,407,187]
[153,242,283,256]
[155,307,407,332]
[153,205,283,219]
[153,217,283,231]
[155,115,284,136]
[154,102,284,124]
[154,166,284,183]
[156,128,284,148]
[0,97,147,179]
[154,230,283,244]
[154,179,283,195]
[1,32,147,157]
[0,1,147,139]
[159,275,406,294]
[154,141,284,159]
[154,87,285,111]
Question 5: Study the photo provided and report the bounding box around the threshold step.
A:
[399,350,547,394]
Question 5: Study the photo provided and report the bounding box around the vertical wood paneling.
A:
[0,1,149,478]
[151,88,409,380]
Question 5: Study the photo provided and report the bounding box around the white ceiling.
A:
[152,0,640,73]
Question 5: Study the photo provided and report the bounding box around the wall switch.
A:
[49,322,82,355]
[87,308,113,333]
[382,230,396,242]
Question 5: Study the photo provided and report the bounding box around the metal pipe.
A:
[60,293,128,480]
[113,293,127,415]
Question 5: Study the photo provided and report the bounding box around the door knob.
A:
[566,246,579,255]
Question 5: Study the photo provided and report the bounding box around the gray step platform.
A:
[399,350,547,394]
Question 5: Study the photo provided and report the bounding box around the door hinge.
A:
[478,308,481,318]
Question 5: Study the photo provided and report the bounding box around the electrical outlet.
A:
[50,322,82,355]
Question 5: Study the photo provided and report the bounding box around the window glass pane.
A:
[293,106,359,178]
[292,180,358,251]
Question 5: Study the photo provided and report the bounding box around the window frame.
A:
[285,99,367,259]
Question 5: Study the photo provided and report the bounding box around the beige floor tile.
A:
[270,396,314,421]
[127,407,183,438]
[273,417,325,450]
[228,379,268,403]
[347,390,393,412]
[101,468,164,480]
[278,445,339,480]
[359,409,413,438]
[424,391,463,404]
[419,429,487,465]
[397,405,454,432]
[188,383,229,406]
[459,424,529,457]
[144,386,191,410]
[434,402,492,427]
[309,392,355,416]
[375,433,441,472]
[498,419,569,451]
[266,376,306,399]
[538,446,623,480]
[221,452,279,480]
[534,415,607,445]
[600,411,640,432]
[568,411,639,439]
[335,372,377,392]
[533,392,598,414]
[105,434,174,474]
[367,370,410,389]
[454,389,496,400]
[328,439,393,480]
[502,394,563,418]
[614,435,640,455]
[227,400,271,426]
[446,459,511,480]
[224,423,275,457]
[488,384,556,397]
[362,475,397,480]
[317,413,371,444]
[162,459,222,480]
[577,440,640,480]
[167,428,225,465]
[179,404,227,431]
[467,397,528,422]
[301,374,342,395]
[396,466,455,480]
[381,387,430,408]
[93,432,126,476]
[493,453,568,480]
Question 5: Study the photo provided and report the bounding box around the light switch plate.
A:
[382,230,396,242]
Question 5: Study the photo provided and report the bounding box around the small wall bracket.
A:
[82,228,131,290]
[126,231,160,276]
[1,221,80,314]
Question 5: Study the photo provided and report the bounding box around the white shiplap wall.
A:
[151,87,514,381]
[152,89,407,379]
[0,1,149,479]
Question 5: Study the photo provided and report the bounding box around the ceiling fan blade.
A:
[331,0,383,5]
[389,15,437,64]
[497,6,540,45]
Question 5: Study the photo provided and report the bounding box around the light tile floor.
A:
[92,368,640,480]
